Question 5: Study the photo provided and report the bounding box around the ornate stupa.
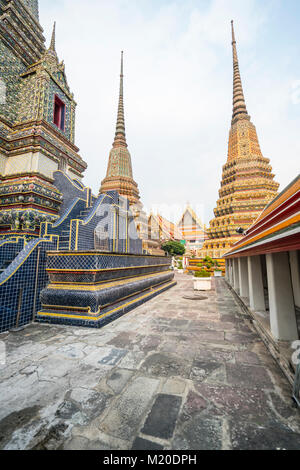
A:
[99,52,149,246]
[199,21,279,260]
[100,52,140,205]
[0,0,87,239]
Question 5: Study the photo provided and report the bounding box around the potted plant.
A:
[177,260,184,273]
[214,268,222,277]
[193,269,212,291]
[213,261,222,277]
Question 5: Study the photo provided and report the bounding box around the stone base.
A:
[36,251,176,328]
[37,275,176,328]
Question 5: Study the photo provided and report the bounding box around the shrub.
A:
[194,270,211,278]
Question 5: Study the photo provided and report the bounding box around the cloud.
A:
[39,0,299,224]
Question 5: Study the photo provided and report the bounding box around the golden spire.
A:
[49,21,56,53]
[113,51,127,148]
[231,21,249,123]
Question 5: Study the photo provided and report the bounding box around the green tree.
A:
[161,240,185,256]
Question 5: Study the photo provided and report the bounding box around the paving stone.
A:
[193,331,225,342]
[141,353,192,378]
[70,388,112,421]
[106,332,138,349]
[63,436,89,450]
[139,335,162,352]
[190,360,226,384]
[173,416,223,450]
[36,357,78,381]
[177,391,208,424]
[118,351,145,370]
[99,376,159,440]
[196,348,234,363]
[1,277,300,450]
[132,437,164,450]
[84,347,127,368]
[68,364,108,389]
[142,394,182,439]
[195,383,271,421]
[226,363,274,389]
[162,378,186,395]
[235,351,261,365]
[55,343,86,359]
[230,420,300,450]
[225,332,257,344]
[106,369,134,394]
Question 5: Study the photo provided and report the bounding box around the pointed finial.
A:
[231,20,236,44]
[49,21,56,52]
[113,51,127,148]
[231,21,249,124]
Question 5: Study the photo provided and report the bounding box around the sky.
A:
[39,0,300,225]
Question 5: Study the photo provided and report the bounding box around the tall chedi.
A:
[0,0,87,239]
[199,21,279,260]
[100,52,140,205]
[100,52,148,244]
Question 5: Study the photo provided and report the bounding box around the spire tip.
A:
[49,21,56,52]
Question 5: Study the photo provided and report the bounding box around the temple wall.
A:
[4,152,58,178]
[0,40,25,124]
[0,153,6,175]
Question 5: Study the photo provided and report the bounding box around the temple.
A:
[0,1,87,238]
[0,1,175,333]
[177,205,207,256]
[99,52,148,244]
[199,21,279,260]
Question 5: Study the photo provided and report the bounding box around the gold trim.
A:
[48,271,172,291]
[47,251,167,258]
[38,281,176,321]
[48,268,169,286]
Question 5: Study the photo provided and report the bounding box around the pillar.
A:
[266,252,298,341]
[290,251,300,309]
[225,259,229,281]
[248,256,265,311]
[238,257,249,299]
[233,258,240,293]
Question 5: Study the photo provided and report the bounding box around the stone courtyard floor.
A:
[1,275,300,450]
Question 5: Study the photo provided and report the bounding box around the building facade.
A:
[177,205,207,256]
[199,21,279,260]
[224,175,300,387]
[0,0,87,238]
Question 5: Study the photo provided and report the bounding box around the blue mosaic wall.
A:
[53,171,90,214]
[0,237,58,333]
[0,237,24,269]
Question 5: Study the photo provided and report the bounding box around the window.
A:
[53,95,65,131]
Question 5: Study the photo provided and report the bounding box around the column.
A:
[266,252,298,341]
[290,251,300,309]
[225,259,229,281]
[248,256,265,311]
[233,258,240,293]
[230,259,234,285]
[238,257,249,299]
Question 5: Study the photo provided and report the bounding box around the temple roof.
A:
[224,175,300,258]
